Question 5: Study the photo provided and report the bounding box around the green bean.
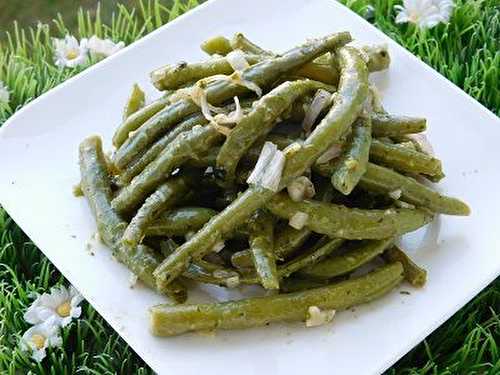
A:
[183,262,241,288]
[369,139,443,176]
[371,113,426,137]
[217,79,334,183]
[153,46,368,288]
[201,35,233,56]
[228,33,388,85]
[123,83,145,120]
[279,277,329,293]
[299,238,394,280]
[358,163,470,215]
[78,136,187,303]
[122,174,195,247]
[112,124,224,213]
[279,238,344,278]
[266,192,433,239]
[248,210,279,289]
[146,207,217,237]
[150,54,262,91]
[113,32,351,168]
[230,32,273,56]
[330,116,372,195]
[112,95,170,149]
[383,245,427,287]
[231,225,313,269]
[154,185,276,286]
[280,47,368,186]
[150,262,404,336]
[117,113,208,185]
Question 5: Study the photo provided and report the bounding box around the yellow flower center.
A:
[31,334,46,349]
[56,301,71,317]
[65,50,79,60]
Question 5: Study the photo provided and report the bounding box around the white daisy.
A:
[24,285,84,327]
[84,35,125,59]
[395,0,455,29]
[0,81,10,105]
[53,35,88,68]
[20,318,62,362]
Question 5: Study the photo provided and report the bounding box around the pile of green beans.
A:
[77,31,469,337]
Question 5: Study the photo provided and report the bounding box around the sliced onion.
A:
[214,96,243,124]
[247,142,285,192]
[287,176,316,202]
[316,143,343,164]
[260,151,286,192]
[211,240,225,253]
[231,71,262,97]
[289,211,309,230]
[305,306,336,327]
[226,50,250,72]
[302,89,332,135]
[389,189,402,200]
[247,142,277,185]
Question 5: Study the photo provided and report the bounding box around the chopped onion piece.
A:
[226,276,240,288]
[214,96,243,124]
[231,71,262,97]
[247,142,286,192]
[289,211,309,230]
[247,142,277,185]
[128,272,139,288]
[407,133,434,156]
[389,189,402,200]
[283,142,302,156]
[395,200,415,209]
[212,241,225,253]
[259,151,286,192]
[316,143,343,164]
[287,176,316,202]
[306,306,336,327]
[226,50,250,72]
[302,89,332,135]
[368,85,384,113]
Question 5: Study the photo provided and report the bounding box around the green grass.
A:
[0,0,499,373]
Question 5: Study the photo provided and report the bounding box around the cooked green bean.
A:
[150,262,404,336]
[280,47,368,186]
[201,35,233,56]
[123,83,145,120]
[113,32,351,168]
[112,124,224,213]
[146,207,217,237]
[117,113,208,185]
[151,54,262,91]
[358,163,470,215]
[371,113,426,137]
[280,277,329,293]
[230,32,273,56]
[266,192,432,239]
[299,238,394,280]
[112,95,170,149]
[78,136,187,303]
[248,210,279,289]
[330,116,372,195]
[279,238,344,278]
[369,139,443,176]
[122,174,195,247]
[227,33,389,84]
[383,245,427,287]
[153,46,368,288]
[217,79,334,183]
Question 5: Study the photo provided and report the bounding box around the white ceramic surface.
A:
[1,0,499,374]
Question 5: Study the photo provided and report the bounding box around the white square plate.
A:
[1,0,499,374]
